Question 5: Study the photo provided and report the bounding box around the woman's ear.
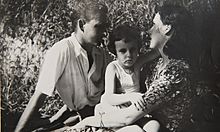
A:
[78,19,86,32]
[164,25,172,35]
[161,24,172,35]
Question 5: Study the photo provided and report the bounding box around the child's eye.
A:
[119,49,127,53]
[130,47,137,52]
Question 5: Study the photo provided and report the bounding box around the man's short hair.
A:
[80,1,108,22]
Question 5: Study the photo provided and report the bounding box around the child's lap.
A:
[95,103,128,116]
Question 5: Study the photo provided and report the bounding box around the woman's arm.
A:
[112,62,190,125]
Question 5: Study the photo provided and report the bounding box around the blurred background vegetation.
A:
[1,0,220,131]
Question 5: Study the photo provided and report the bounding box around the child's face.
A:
[83,17,107,45]
[115,39,139,69]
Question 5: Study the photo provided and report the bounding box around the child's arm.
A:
[101,63,131,105]
[102,63,145,110]
[136,48,160,69]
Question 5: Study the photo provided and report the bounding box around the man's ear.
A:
[79,19,86,32]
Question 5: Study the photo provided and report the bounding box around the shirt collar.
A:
[71,33,85,57]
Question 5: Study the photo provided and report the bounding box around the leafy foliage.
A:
[1,0,77,115]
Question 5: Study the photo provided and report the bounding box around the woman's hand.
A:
[129,93,146,111]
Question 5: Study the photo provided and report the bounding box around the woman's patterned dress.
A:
[143,58,195,131]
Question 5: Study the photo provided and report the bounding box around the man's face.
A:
[83,16,107,45]
[148,13,167,49]
[115,39,139,69]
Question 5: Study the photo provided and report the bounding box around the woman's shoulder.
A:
[164,59,191,83]
[168,58,190,71]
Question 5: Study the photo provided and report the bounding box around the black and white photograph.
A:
[1,0,220,131]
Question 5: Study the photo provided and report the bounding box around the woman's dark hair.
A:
[108,24,142,55]
[158,4,195,63]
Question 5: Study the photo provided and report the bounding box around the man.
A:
[15,1,112,131]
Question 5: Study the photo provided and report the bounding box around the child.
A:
[95,24,160,132]
[69,24,160,132]
[95,24,148,113]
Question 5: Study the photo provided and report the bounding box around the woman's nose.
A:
[148,25,154,35]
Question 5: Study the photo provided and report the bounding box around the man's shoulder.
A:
[54,36,72,46]
[47,37,72,56]
[52,36,74,50]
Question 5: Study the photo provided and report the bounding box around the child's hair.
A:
[80,1,108,22]
[108,24,142,55]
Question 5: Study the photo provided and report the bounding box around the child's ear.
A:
[79,19,86,32]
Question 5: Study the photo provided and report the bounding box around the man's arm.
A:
[15,90,49,132]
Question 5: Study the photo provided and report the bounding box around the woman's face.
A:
[148,13,168,49]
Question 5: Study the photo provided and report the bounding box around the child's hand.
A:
[129,93,146,111]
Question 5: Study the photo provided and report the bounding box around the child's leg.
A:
[94,103,104,116]
[143,120,160,132]
[94,103,119,116]
[116,125,145,132]
[136,117,160,132]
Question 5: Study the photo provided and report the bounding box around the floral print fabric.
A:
[144,58,195,132]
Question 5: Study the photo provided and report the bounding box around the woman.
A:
[67,4,196,132]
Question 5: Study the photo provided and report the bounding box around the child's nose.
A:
[126,51,132,57]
